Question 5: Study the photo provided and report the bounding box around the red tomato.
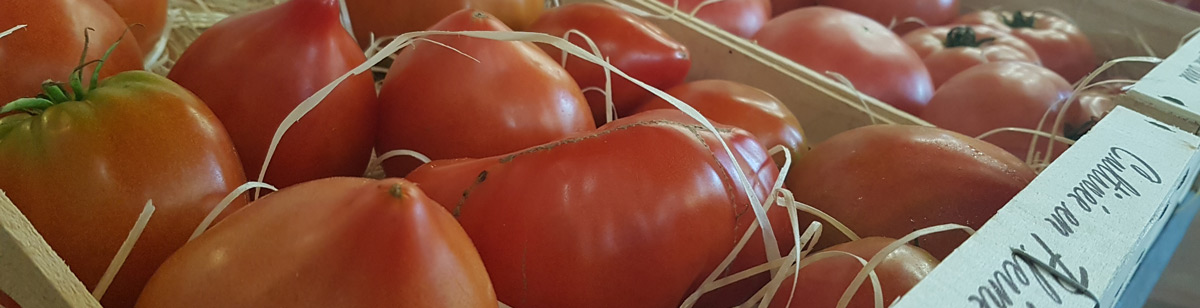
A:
[0,71,246,308]
[528,3,691,125]
[1062,81,1126,140]
[753,7,934,114]
[769,237,937,308]
[818,0,959,34]
[168,0,377,190]
[785,124,1035,259]
[135,177,497,307]
[921,62,1072,160]
[656,0,771,38]
[635,79,809,159]
[902,25,1040,87]
[406,109,778,308]
[0,0,143,103]
[376,10,593,176]
[104,0,167,58]
[957,11,1097,83]
[344,0,543,48]
[770,0,816,17]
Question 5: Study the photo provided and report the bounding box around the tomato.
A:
[768,237,937,308]
[753,7,934,114]
[377,10,593,176]
[0,0,143,103]
[770,0,815,16]
[528,3,691,125]
[168,0,377,190]
[921,61,1072,160]
[635,79,809,160]
[1063,81,1126,141]
[0,71,246,308]
[135,177,497,307]
[818,0,959,34]
[656,0,771,38]
[902,25,1040,87]
[344,0,543,48]
[406,109,778,308]
[785,124,1035,259]
[104,0,168,58]
[957,10,1097,83]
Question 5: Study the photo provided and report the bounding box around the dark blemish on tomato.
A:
[477,170,488,183]
[1161,95,1185,106]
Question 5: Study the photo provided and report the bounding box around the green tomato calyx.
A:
[944,26,996,48]
[1002,11,1037,29]
[1,27,127,115]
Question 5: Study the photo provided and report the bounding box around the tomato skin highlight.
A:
[0,0,143,103]
[785,124,1035,259]
[376,10,594,176]
[135,177,497,308]
[768,237,937,308]
[753,7,934,115]
[104,0,168,58]
[0,71,247,308]
[656,0,771,38]
[818,0,960,34]
[957,10,1097,83]
[920,61,1073,160]
[168,0,378,190]
[528,3,691,125]
[407,109,778,308]
[902,25,1041,87]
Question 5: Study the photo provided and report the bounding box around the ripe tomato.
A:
[818,0,959,34]
[656,0,771,38]
[528,3,691,125]
[344,0,543,48]
[0,0,143,103]
[753,7,934,114]
[768,237,937,308]
[921,62,1072,160]
[168,0,377,190]
[0,71,246,308]
[635,79,809,159]
[104,0,168,58]
[1063,82,1125,140]
[957,10,1097,83]
[135,177,497,307]
[785,125,1035,259]
[377,10,593,176]
[902,25,1040,87]
[406,109,778,308]
[770,0,815,16]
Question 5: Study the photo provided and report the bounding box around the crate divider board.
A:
[892,107,1200,308]
[0,190,100,308]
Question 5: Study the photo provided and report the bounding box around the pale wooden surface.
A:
[0,191,100,308]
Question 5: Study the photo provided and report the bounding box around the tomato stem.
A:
[41,82,70,104]
[1002,11,1037,28]
[0,27,127,116]
[943,26,996,48]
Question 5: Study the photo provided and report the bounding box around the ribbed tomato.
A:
[957,10,1097,83]
[406,109,779,308]
[768,237,937,308]
[818,0,959,34]
[656,0,771,38]
[376,10,593,176]
[528,3,691,124]
[0,70,246,308]
[168,0,378,190]
[902,25,1040,87]
[135,177,497,307]
[786,125,1035,259]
